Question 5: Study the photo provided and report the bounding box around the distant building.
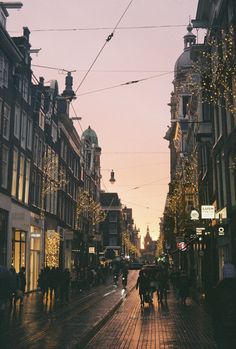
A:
[99,192,122,258]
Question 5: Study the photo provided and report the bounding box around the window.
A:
[20,111,27,149]
[39,110,45,130]
[109,237,118,246]
[109,223,117,235]
[12,230,26,273]
[18,154,25,201]
[109,212,117,222]
[0,51,8,88]
[22,77,28,101]
[11,148,18,197]
[2,104,10,139]
[1,145,9,189]
[51,121,57,143]
[24,159,31,204]
[14,104,21,139]
[26,118,32,149]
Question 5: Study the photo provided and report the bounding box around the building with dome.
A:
[80,126,102,265]
[163,0,236,299]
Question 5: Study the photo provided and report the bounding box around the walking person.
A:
[136,270,150,306]
[178,271,190,305]
[210,263,236,349]
[16,267,26,305]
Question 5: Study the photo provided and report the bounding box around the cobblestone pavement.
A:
[84,287,217,349]
[0,271,137,349]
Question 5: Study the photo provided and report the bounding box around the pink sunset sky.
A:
[7,0,201,243]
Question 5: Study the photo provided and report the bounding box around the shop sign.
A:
[201,205,215,219]
[196,227,205,235]
[177,242,187,251]
[190,210,199,220]
[218,226,225,236]
[89,247,95,254]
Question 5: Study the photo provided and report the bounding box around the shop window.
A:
[12,230,26,273]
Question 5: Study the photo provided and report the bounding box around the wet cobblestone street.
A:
[0,271,217,349]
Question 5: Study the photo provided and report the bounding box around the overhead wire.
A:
[74,0,135,94]
[77,71,174,97]
[32,64,171,74]
[27,24,187,32]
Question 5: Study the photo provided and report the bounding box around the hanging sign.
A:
[201,205,215,219]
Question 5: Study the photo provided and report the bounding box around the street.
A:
[0,271,217,349]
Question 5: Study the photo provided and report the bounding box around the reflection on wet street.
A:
[85,287,217,349]
[0,271,217,349]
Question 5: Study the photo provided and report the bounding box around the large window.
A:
[0,51,9,88]
[12,230,26,273]
[24,159,31,204]
[11,148,18,197]
[2,104,10,140]
[20,111,27,149]
[1,145,9,189]
[26,118,32,149]
[18,154,25,201]
[14,104,21,139]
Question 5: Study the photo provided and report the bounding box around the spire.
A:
[183,21,196,50]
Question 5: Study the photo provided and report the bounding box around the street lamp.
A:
[0,2,23,9]
[109,169,116,184]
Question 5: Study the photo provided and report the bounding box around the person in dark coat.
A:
[210,263,236,349]
[178,271,189,305]
[16,267,26,305]
[136,270,150,306]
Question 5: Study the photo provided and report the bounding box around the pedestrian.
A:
[158,265,169,304]
[9,266,17,307]
[15,266,26,305]
[136,270,150,306]
[210,263,236,349]
[178,271,189,305]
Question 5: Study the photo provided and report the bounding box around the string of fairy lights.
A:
[176,26,236,114]
[166,26,236,221]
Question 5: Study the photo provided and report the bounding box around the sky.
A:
[7,0,200,242]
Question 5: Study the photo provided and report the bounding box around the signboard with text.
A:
[201,205,215,219]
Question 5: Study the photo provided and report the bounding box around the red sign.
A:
[177,242,187,251]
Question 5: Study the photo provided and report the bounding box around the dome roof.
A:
[81,126,98,146]
[174,49,192,77]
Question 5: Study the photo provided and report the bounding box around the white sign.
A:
[201,205,215,219]
[190,209,199,220]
